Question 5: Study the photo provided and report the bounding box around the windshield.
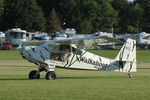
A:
[11,32,26,39]
[50,44,71,62]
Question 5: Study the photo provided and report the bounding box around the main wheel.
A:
[29,70,40,79]
[46,71,57,80]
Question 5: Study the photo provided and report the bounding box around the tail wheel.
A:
[128,73,133,78]
[46,71,57,80]
[29,70,40,79]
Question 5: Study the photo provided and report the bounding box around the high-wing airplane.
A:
[16,35,136,80]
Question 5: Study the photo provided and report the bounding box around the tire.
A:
[46,71,57,80]
[29,70,40,79]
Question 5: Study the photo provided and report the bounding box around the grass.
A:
[0,49,150,100]
[0,49,21,60]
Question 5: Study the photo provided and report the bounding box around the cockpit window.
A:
[50,44,71,62]
[52,45,60,53]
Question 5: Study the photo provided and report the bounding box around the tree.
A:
[1,0,45,32]
[46,8,62,33]
[80,0,99,33]
[94,0,118,33]
[111,0,130,33]
[0,0,4,16]
[37,0,60,17]
[0,0,4,26]
[136,0,150,32]
[58,0,118,34]
[79,20,93,33]
[58,0,79,29]
[128,3,143,33]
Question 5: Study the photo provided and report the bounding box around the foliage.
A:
[136,0,150,32]
[95,0,118,33]
[0,0,4,25]
[1,0,45,32]
[46,8,62,33]
[128,3,143,33]
[79,19,93,34]
[58,0,118,34]
[0,0,150,33]
[127,25,138,33]
[111,0,131,33]
[58,0,80,31]
[0,0,4,16]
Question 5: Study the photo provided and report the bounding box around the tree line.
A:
[0,0,149,34]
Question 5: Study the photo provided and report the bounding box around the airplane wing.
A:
[15,35,105,49]
[16,35,100,43]
[46,36,122,49]
[45,35,105,49]
[15,35,121,50]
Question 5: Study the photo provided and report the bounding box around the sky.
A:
[128,0,134,2]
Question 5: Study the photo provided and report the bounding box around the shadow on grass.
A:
[58,76,122,80]
[0,75,126,81]
[0,65,33,68]
[0,78,29,80]
[0,78,46,81]
[0,76,117,81]
[137,68,150,69]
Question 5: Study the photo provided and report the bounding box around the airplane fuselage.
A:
[19,45,117,71]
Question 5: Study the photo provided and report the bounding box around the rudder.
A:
[115,38,136,72]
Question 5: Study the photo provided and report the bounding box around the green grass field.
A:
[0,50,150,100]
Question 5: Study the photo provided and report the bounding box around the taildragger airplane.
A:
[16,35,136,80]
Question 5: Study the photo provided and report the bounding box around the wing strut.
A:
[67,41,94,67]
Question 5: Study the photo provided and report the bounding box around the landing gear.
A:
[128,73,133,78]
[28,65,57,80]
[29,70,40,79]
[46,71,57,80]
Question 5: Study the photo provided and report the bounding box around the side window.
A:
[75,49,82,55]
[72,47,82,55]
[51,45,60,53]
[59,45,70,54]
[50,44,71,62]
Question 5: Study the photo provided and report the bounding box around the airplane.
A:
[16,35,136,80]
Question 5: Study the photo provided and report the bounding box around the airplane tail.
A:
[115,38,136,72]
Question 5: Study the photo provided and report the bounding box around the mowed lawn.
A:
[0,50,150,100]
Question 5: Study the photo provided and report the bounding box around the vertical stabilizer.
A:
[115,38,136,72]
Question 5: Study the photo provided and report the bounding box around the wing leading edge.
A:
[15,35,103,49]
